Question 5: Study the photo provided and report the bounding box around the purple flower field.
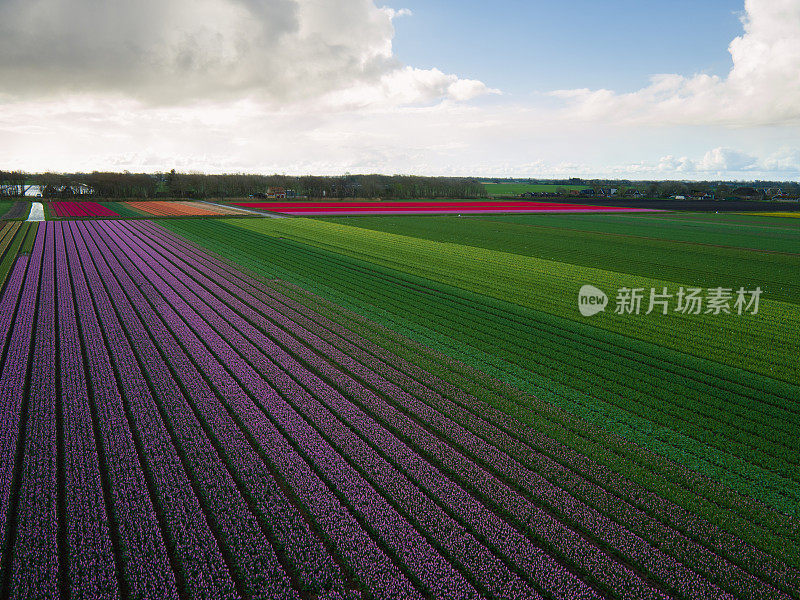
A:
[0,220,796,599]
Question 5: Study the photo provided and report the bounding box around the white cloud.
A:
[0,0,482,107]
[657,156,696,173]
[696,148,758,172]
[317,67,498,110]
[383,7,413,19]
[552,0,800,126]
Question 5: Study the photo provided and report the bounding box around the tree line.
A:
[1,170,488,199]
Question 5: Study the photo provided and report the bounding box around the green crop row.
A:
[232,218,800,385]
[478,212,800,253]
[0,222,36,292]
[322,215,800,304]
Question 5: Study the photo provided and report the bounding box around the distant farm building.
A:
[0,184,45,197]
[1,183,93,197]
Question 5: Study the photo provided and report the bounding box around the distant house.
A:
[267,186,287,199]
[71,183,93,196]
[44,183,94,197]
[580,189,595,196]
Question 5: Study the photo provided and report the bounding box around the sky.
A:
[0,0,799,180]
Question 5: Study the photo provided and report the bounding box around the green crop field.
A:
[0,221,37,288]
[162,213,800,546]
[319,215,800,302]
[481,211,800,248]
[2,210,797,599]
[483,182,590,195]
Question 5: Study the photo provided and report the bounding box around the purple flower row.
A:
[60,221,180,600]
[68,221,246,600]
[103,220,481,600]
[270,304,766,600]
[6,225,58,600]
[0,228,43,598]
[120,220,657,598]
[54,222,120,600]
[168,232,798,600]
[130,222,600,600]
[89,220,419,599]
[14,224,57,594]
[266,276,800,598]
[132,227,553,600]
[76,218,340,598]
[127,221,692,599]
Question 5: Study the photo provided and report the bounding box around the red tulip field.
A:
[49,202,120,218]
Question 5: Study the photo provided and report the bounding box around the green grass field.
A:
[483,182,590,195]
[478,212,800,251]
[99,201,147,218]
[161,212,800,563]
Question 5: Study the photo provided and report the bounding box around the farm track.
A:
[164,219,800,524]
[0,220,796,598]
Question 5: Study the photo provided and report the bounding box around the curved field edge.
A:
[159,218,800,554]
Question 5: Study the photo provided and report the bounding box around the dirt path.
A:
[26,202,44,221]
